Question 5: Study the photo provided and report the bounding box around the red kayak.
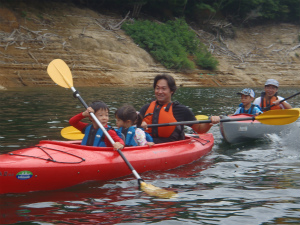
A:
[0,133,214,194]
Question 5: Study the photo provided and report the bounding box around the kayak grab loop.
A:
[189,136,211,145]
[9,146,85,164]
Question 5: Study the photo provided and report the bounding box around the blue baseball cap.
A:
[237,88,255,98]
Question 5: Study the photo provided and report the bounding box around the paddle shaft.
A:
[72,87,143,183]
[72,88,114,144]
[147,108,298,127]
[147,117,256,127]
[262,91,300,111]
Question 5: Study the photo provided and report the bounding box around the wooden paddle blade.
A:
[140,182,178,199]
[256,109,299,125]
[61,126,84,140]
[47,59,73,88]
[195,115,209,120]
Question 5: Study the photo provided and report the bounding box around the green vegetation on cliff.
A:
[122,19,218,71]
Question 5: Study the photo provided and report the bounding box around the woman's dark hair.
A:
[153,74,177,95]
[115,104,143,127]
[89,101,109,112]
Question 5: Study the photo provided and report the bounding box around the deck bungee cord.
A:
[9,145,85,164]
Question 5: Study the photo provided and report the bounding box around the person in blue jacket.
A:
[234,88,262,115]
[115,104,154,147]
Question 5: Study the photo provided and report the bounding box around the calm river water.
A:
[1,86,300,225]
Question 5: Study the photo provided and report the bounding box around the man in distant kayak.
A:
[234,88,262,115]
[139,74,220,144]
[253,79,292,111]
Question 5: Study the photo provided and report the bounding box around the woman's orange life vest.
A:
[261,95,281,111]
[143,101,177,138]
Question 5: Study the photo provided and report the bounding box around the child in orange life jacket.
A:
[253,79,292,111]
[115,104,154,147]
[234,88,262,115]
[69,101,124,150]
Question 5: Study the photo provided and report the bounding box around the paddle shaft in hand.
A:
[148,109,299,127]
[262,91,300,111]
[61,114,209,140]
[61,109,299,140]
[47,59,176,198]
[47,59,141,180]
[66,102,139,181]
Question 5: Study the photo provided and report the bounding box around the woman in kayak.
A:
[234,88,262,115]
[139,74,220,144]
[69,101,125,150]
[253,79,292,111]
[115,104,154,147]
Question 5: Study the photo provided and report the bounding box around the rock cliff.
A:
[1,2,300,90]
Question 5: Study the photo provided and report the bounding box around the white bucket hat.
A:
[265,79,279,87]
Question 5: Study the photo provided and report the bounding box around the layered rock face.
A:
[1,4,300,90]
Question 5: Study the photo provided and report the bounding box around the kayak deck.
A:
[0,134,214,194]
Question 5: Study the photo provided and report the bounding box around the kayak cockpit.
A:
[38,134,212,152]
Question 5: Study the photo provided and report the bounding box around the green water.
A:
[0,86,242,152]
[1,86,300,225]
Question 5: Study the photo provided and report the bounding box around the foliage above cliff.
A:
[72,0,300,24]
[2,0,300,25]
[122,18,218,70]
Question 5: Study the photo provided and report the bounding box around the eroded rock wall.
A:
[1,3,300,90]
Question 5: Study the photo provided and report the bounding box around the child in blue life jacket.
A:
[115,104,154,147]
[69,101,124,150]
[234,88,262,115]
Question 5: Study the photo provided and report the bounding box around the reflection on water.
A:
[1,86,300,225]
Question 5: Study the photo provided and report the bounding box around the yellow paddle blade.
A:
[140,181,178,199]
[195,115,209,120]
[256,109,299,125]
[61,126,84,140]
[47,59,73,88]
[291,108,300,116]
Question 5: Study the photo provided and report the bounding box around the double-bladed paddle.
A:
[61,114,209,140]
[262,91,300,111]
[61,109,299,140]
[47,59,176,199]
[148,109,299,127]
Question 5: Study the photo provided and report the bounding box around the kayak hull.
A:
[0,134,213,194]
[220,114,296,144]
